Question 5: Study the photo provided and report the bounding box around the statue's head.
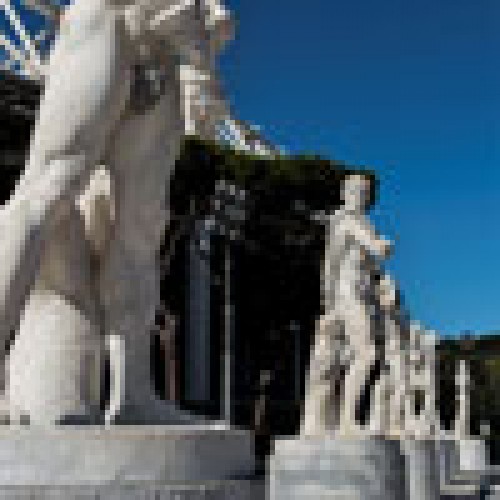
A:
[376,274,399,311]
[116,0,233,65]
[342,174,372,211]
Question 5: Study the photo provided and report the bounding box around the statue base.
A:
[401,438,440,500]
[269,436,406,499]
[458,438,489,474]
[438,436,491,499]
[0,424,260,499]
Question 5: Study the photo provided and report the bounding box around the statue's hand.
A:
[344,213,393,260]
[376,238,392,259]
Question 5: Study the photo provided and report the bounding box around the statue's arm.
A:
[25,0,131,185]
[343,212,392,259]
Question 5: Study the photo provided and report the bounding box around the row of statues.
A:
[301,174,444,439]
[0,0,474,440]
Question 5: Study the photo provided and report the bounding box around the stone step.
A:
[0,425,260,499]
[0,479,264,500]
[270,437,407,500]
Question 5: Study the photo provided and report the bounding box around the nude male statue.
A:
[368,273,409,436]
[301,174,391,436]
[0,0,232,425]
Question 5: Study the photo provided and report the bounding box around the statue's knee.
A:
[76,167,114,259]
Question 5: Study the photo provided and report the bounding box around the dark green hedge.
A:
[176,136,377,213]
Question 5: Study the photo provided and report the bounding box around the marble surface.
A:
[402,438,440,500]
[269,437,406,500]
[0,425,256,488]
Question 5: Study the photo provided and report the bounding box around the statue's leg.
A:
[87,53,200,424]
[337,301,377,436]
[100,233,194,425]
[0,0,130,395]
[387,338,407,436]
[301,314,341,435]
[368,364,390,434]
[6,199,102,425]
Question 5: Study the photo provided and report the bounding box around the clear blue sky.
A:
[219,0,500,337]
[2,1,499,336]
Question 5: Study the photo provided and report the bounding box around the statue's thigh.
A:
[99,237,160,336]
[26,0,131,181]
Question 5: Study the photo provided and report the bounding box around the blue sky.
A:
[2,0,499,336]
[220,0,500,337]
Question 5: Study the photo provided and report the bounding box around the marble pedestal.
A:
[439,438,461,483]
[458,438,489,474]
[269,437,406,500]
[402,438,440,500]
[0,424,259,499]
[439,437,491,499]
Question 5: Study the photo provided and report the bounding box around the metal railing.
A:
[1,0,276,156]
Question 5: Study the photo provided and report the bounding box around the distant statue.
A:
[301,174,391,437]
[402,323,440,438]
[0,0,233,425]
[454,359,472,439]
[367,273,408,436]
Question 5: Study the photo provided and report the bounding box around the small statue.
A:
[368,273,408,437]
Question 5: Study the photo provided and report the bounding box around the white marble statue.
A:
[453,358,489,473]
[454,359,472,439]
[402,323,440,438]
[367,273,408,436]
[0,0,233,425]
[366,283,447,442]
[301,174,392,437]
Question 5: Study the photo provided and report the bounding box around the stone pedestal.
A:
[0,424,259,499]
[402,438,440,500]
[269,437,406,500]
[459,438,488,474]
[438,437,461,486]
[438,437,491,499]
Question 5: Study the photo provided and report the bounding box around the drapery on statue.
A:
[301,174,392,437]
[0,0,233,425]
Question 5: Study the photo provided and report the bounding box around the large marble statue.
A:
[301,174,391,436]
[0,0,233,425]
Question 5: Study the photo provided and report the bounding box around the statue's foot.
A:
[5,407,102,427]
[336,419,368,439]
